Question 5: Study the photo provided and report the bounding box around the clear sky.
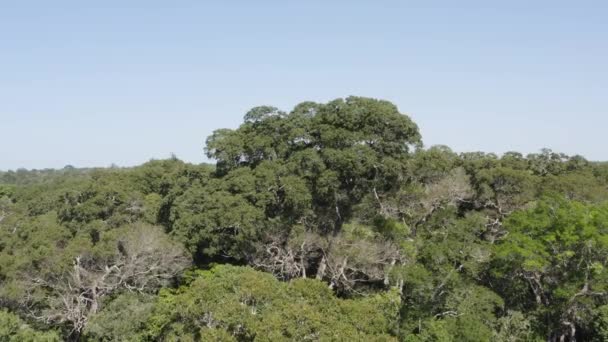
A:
[1,1,607,170]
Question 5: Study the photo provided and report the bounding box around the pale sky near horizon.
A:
[1,1,607,170]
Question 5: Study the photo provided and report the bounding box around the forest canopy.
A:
[1,96,608,341]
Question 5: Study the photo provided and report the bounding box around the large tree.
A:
[176,97,422,280]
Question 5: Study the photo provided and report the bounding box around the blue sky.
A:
[1,1,607,170]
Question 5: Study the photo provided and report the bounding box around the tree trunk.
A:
[384,259,396,286]
[316,255,327,280]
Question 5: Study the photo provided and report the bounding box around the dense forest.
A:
[1,97,608,341]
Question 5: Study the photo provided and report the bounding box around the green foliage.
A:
[84,294,155,342]
[592,305,608,342]
[0,310,60,341]
[142,265,401,341]
[493,197,608,339]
